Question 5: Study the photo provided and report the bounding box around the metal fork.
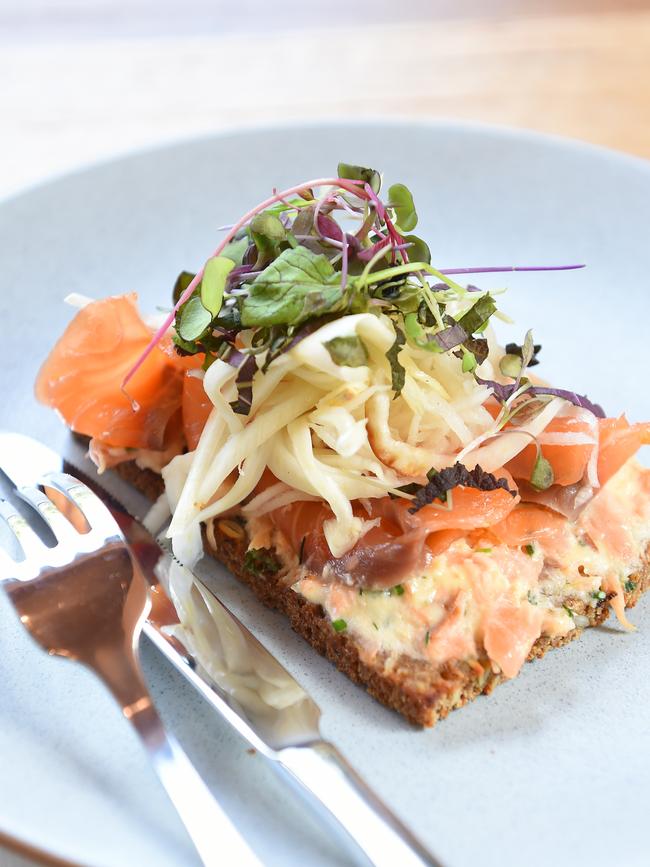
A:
[0,470,262,867]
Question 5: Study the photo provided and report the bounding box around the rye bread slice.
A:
[113,460,649,727]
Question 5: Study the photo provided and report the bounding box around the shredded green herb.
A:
[524,543,536,556]
[389,584,405,596]
[244,548,281,576]
[624,579,638,593]
[332,618,348,632]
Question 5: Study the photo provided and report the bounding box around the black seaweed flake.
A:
[407,462,517,514]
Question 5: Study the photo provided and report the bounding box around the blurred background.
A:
[3,0,650,200]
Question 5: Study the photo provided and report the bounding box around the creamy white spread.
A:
[270,460,650,679]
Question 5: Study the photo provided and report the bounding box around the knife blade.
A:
[0,431,443,867]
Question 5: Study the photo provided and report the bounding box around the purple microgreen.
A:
[408,463,517,514]
[229,355,257,416]
[357,237,392,263]
[475,376,606,418]
[291,203,317,237]
[461,336,489,366]
[439,264,585,275]
[431,321,467,351]
[527,386,606,418]
[316,212,344,245]
[125,174,370,388]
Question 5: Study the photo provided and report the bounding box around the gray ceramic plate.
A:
[0,121,649,867]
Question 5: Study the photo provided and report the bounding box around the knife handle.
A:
[277,740,444,867]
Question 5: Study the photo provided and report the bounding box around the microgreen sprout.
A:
[123,163,591,420]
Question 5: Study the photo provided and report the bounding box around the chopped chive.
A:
[424,629,430,646]
[372,621,379,630]
[389,584,405,596]
[563,604,574,620]
[524,543,535,557]
[624,579,637,593]
[332,618,347,633]
[475,547,492,554]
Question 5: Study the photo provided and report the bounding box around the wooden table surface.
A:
[1,1,649,865]
[2,0,650,201]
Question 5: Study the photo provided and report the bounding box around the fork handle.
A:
[277,740,443,867]
[98,653,262,867]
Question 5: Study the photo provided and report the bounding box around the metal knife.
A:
[0,431,443,867]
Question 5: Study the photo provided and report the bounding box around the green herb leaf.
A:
[173,270,196,304]
[244,548,281,576]
[524,543,536,556]
[388,183,418,232]
[624,578,638,593]
[337,162,381,194]
[462,349,477,373]
[386,325,406,398]
[324,335,369,367]
[402,234,431,264]
[241,246,343,327]
[530,452,555,491]
[521,329,536,371]
[563,604,575,620]
[249,211,287,265]
[200,256,235,316]
[389,584,405,596]
[499,353,523,378]
[178,296,212,341]
[250,211,287,244]
[424,629,430,645]
[220,235,250,267]
[475,547,492,554]
[332,618,348,633]
[457,294,497,336]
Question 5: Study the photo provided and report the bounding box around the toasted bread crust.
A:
[114,460,649,727]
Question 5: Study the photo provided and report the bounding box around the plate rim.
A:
[2,115,649,210]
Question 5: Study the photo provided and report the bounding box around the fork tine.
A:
[40,472,123,544]
[0,499,48,562]
[16,486,81,544]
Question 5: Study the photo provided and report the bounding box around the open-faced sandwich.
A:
[36,164,650,726]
